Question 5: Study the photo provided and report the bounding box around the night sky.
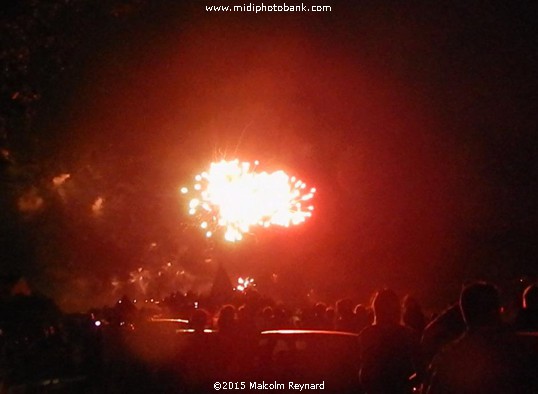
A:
[1,1,536,311]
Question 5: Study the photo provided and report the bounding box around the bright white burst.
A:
[235,277,255,292]
[181,159,316,242]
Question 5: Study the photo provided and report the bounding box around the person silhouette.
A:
[216,304,237,333]
[420,302,465,371]
[424,282,537,393]
[402,295,426,335]
[336,298,356,332]
[358,289,420,394]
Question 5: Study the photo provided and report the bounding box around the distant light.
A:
[94,320,102,327]
[180,187,188,194]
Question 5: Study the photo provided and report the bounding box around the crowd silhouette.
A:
[0,278,537,393]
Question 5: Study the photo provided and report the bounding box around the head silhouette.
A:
[190,309,209,332]
[336,298,354,318]
[373,289,400,325]
[217,304,236,331]
[460,282,500,328]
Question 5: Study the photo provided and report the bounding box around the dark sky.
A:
[1,1,536,311]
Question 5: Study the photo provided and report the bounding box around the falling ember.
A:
[129,267,151,294]
[181,159,316,242]
[235,277,255,292]
[52,173,70,187]
[92,197,104,215]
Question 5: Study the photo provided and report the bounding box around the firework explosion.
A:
[181,160,316,242]
[235,277,255,292]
